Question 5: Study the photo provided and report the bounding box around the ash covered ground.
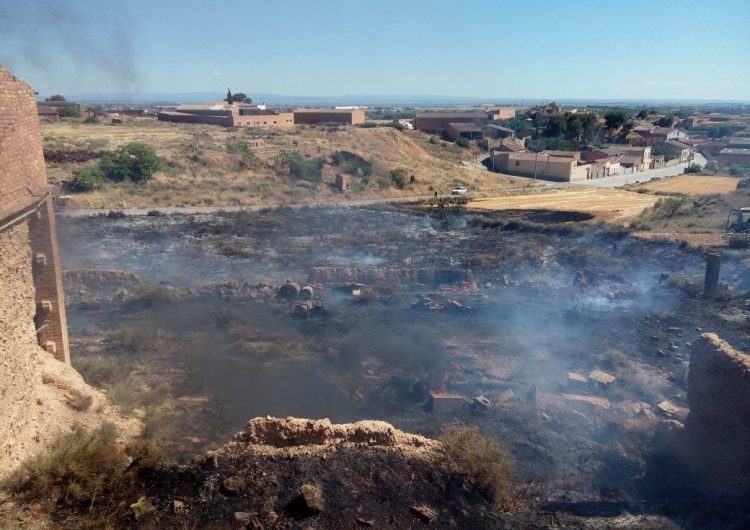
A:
[56,205,750,523]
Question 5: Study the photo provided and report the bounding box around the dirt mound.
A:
[0,225,139,480]
[228,417,438,456]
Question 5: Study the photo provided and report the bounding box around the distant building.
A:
[293,108,365,125]
[486,106,517,121]
[718,148,750,165]
[445,122,483,141]
[157,102,294,128]
[581,147,622,176]
[602,145,651,173]
[414,111,488,134]
[662,140,693,163]
[487,138,525,153]
[486,124,515,139]
[491,151,593,182]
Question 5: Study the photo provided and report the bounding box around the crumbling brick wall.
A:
[686,333,750,497]
[0,64,69,363]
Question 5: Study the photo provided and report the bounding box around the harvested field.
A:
[468,188,658,221]
[635,175,739,195]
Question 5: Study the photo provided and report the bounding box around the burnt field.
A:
[57,205,750,508]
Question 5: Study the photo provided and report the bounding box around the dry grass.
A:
[4,425,163,529]
[44,117,533,209]
[469,188,658,222]
[634,175,739,195]
[440,425,514,509]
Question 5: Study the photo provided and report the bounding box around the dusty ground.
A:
[632,175,739,195]
[43,118,536,209]
[468,188,659,222]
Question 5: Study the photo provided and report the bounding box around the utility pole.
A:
[534,150,539,181]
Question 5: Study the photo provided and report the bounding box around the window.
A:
[515,161,520,167]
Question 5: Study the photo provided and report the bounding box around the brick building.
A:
[0,65,69,364]
[414,111,488,134]
[158,102,294,128]
[293,108,365,126]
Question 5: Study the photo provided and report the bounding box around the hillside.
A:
[42,118,534,209]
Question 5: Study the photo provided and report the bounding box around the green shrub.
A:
[685,163,703,174]
[227,141,258,163]
[83,115,99,124]
[389,168,406,189]
[440,425,514,509]
[653,196,691,217]
[729,164,748,177]
[69,165,104,192]
[57,106,81,118]
[455,136,471,148]
[99,142,161,183]
[277,150,324,182]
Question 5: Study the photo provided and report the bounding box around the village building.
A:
[718,148,750,165]
[491,151,592,182]
[445,122,483,141]
[293,108,365,125]
[414,111,488,134]
[485,106,517,120]
[602,145,652,173]
[486,124,515,139]
[158,102,294,128]
[662,140,693,163]
[486,137,526,153]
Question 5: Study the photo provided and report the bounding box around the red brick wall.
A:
[0,65,69,364]
[293,109,365,125]
[0,65,48,221]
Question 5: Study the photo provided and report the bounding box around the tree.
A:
[455,136,470,148]
[636,109,648,119]
[225,88,233,104]
[99,143,161,183]
[604,111,627,134]
[656,115,674,128]
[45,95,66,101]
[543,114,567,137]
[232,92,251,104]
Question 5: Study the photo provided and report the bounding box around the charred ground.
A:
[51,204,750,528]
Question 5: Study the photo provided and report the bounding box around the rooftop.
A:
[415,111,487,119]
[294,108,361,113]
[720,148,750,155]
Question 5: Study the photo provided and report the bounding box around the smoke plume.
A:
[0,0,138,92]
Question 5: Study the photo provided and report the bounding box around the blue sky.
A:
[1,0,749,101]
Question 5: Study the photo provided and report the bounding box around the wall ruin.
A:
[0,64,68,363]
